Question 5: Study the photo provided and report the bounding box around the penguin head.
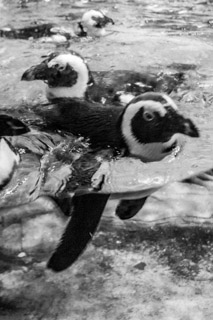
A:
[79,10,114,37]
[21,51,94,100]
[120,92,199,162]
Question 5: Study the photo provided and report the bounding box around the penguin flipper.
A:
[116,198,148,220]
[47,193,110,272]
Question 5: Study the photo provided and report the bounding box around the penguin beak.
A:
[162,108,200,140]
[21,62,49,81]
[181,117,199,138]
[94,14,114,28]
[103,15,114,25]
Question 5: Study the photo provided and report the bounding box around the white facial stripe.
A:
[48,54,87,73]
[162,94,178,110]
[46,53,89,99]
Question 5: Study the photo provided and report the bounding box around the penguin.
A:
[0,115,29,189]
[0,138,20,190]
[46,93,199,272]
[78,10,114,37]
[0,10,114,41]
[21,50,185,105]
[14,92,199,162]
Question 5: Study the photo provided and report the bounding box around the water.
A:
[1,1,213,319]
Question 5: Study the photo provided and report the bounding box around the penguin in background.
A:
[21,50,185,106]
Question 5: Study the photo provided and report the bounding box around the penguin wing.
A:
[47,193,109,272]
[115,198,148,220]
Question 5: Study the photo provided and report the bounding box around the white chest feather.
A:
[46,85,86,99]
[0,139,19,185]
[124,133,184,162]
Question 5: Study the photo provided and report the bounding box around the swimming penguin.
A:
[78,9,114,37]
[14,92,199,162]
[0,138,20,190]
[21,50,185,105]
[0,10,114,42]
[46,94,199,272]
[0,115,29,188]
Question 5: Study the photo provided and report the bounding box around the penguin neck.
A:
[126,141,168,162]
[123,132,180,162]
[46,86,87,100]
[87,26,106,37]
[36,100,125,151]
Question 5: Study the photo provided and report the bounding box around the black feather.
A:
[33,98,125,149]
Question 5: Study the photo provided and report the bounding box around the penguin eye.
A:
[58,65,66,71]
[143,111,155,121]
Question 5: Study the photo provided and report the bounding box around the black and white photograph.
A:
[0,0,213,319]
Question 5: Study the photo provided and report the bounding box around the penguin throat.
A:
[46,84,87,100]
[84,25,106,37]
[124,134,181,162]
[127,140,169,162]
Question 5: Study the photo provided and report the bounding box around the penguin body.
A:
[0,138,20,190]
[20,92,199,162]
[32,98,123,150]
